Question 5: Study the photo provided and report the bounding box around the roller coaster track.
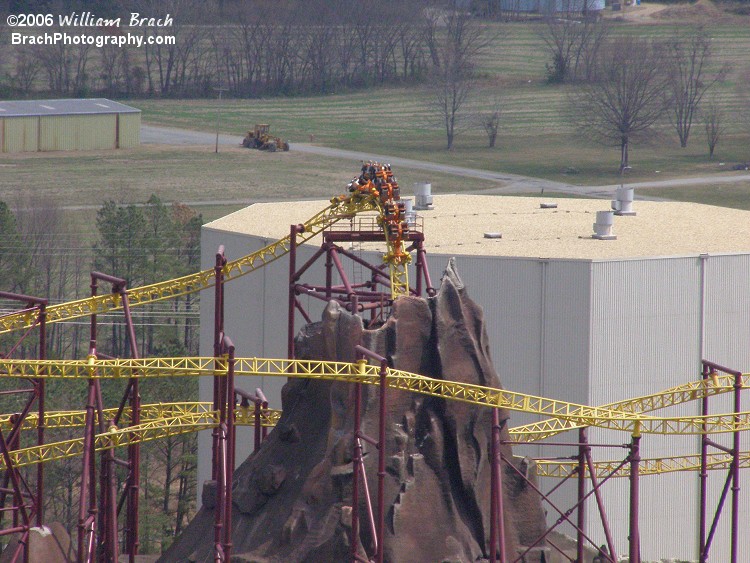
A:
[0,168,746,563]
[509,372,750,443]
[0,403,282,470]
[1,356,750,460]
[0,357,748,479]
[0,194,380,336]
[0,402,281,433]
[0,162,413,336]
[536,451,750,479]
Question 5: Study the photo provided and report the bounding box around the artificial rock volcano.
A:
[161,260,546,562]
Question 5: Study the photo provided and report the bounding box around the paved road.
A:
[141,125,750,199]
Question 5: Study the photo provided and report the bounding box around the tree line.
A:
[0,0,445,99]
[0,197,202,551]
[0,195,201,359]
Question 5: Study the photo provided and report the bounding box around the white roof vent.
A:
[611,186,636,216]
[402,198,417,227]
[592,210,616,240]
[413,182,433,210]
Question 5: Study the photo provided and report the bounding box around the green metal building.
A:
[0,98,140,153]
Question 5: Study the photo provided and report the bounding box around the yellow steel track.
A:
[0,195,380,336]
[0,357,747,474]
[0,402,280,433]
[0,174,748,481]
[1,356,750,472]
[509,372,749,443]
[535,451,750,479]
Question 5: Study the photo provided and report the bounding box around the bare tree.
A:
[137,0,213,96]
[571,36,669,171]
[9,47,41,96]
[664,27,725,148]
[99,44,125,97]
[478,94,502,148]
[540,11,610,83]
[37,42,91,95]
[427,9,487,150]
[703,99,724,159]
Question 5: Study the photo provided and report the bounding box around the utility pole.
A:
[214,87,228,153]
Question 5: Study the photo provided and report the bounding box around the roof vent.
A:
[540,202,558,209]
[402,198,417,227]
[413,183,433,210]
[592,211,616,240]
[484,232,502,239]
[611,187,636,216]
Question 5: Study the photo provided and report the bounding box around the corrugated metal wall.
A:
[701,253,750,563]
[118,113,141,148]
[1,112,140,153]
[500,0,604,12]
[588,255,750,563]
[39,114,117,151]
[198,224,750,562]
[2,116,38,152]
[589,257,701,562]
[441,255,591,433]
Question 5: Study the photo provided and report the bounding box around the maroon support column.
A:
[288,225,303,359]
[489,408,507,562]
[121,289,141,563]
[213,248,226,481]
[350,363,365,562]
[376,359,387,563]
[699,363,710,563]
[628,428,641,563]
[577,428,588,563]
[78,380,98,563]
[223,338,236,561]
[730,369,741,563]
[325,245,333,301]
[36,303,46,529]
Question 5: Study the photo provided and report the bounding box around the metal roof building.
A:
[198,193,750,562]
[0,98,140,153]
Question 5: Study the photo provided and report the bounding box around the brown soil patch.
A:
[609,0,747,23]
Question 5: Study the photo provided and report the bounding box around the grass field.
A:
[129,19,750,187]
[648,180,750,209]
[2,10,749,223]
[0,145,499,231]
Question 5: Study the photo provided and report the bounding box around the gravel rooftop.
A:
[204,195,750,260]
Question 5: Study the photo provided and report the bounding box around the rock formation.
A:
[160,259,546,562]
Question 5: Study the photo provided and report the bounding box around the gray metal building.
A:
[0,98,140,153]
[500,0,605,13]
[198,194,750,562]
